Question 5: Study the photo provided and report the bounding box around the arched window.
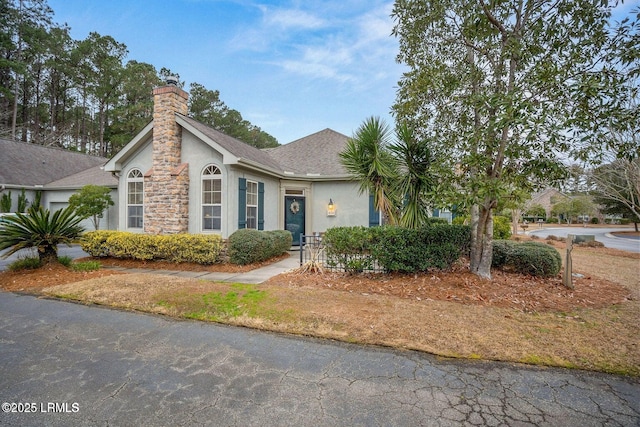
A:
[202,165,222,231]
[127,169,144,229]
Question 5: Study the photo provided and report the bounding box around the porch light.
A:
[327,199,336,217]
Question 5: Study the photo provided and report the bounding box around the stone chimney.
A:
[144,78,190,234]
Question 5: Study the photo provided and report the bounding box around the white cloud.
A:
[230,1,398,87]
[261,7,326,30]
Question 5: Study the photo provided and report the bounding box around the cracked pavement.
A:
[1,292,638,426]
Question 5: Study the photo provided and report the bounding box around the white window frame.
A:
[202,165,222,232]
[126,169,144,229]
[246,180,258,230]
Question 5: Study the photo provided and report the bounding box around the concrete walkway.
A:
[104,251,301,284]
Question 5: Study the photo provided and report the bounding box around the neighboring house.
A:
[103,80,377,243]
[525,188,569,219]
[0,138,118,230]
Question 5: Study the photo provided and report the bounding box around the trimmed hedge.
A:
[371,225,470,272]
[324,226,375,273]
[492,240,562,277]
[228,229,292,265]
[81,231,224,264]
[324,224,471,273]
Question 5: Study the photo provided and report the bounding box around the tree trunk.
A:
[38,245,58,265]
[511,208,520,236]
[470,204,493,280]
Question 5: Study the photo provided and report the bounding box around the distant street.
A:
[528,226,640,253]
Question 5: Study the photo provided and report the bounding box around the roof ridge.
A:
[0,138,109,160]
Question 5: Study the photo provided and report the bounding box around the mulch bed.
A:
[75,253,290,273]
[267,261,633,312]
[1,249,633,313]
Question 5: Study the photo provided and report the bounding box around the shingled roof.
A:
[45,165,117,189]
[178,115,283,172]
[267,128,350,177]
[0,139,108,187]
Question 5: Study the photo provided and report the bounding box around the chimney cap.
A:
[165,75,179,87]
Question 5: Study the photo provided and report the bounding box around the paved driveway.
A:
[528,227,640,253]
[1,293,638,426]
[0,245,90,271]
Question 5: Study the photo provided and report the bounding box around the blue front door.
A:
[285,196,305,245]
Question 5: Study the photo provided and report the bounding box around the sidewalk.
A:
[103,251,301,284]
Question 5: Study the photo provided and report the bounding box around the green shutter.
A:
[238,178,246,229]
[369,193,379,227]
[258,182,265,230]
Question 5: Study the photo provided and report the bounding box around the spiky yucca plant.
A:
[0,205,85,265]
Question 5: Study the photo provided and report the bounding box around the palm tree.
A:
[340,117,439,228]
[391,123,436,228]
[339,116,399,224]
[0,205,85,265]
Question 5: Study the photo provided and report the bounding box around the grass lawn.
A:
[1,240,638,376]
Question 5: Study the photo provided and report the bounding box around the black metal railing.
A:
[298,234,384,273]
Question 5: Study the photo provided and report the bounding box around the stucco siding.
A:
[311,181,368,232]
[181,130,227,235]
[229,167,280,237]
[117,139,153,232]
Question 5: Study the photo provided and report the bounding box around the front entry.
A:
[284,196,305,245]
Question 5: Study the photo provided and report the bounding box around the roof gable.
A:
[176,115,283,173]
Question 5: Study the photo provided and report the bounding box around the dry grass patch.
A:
[2,242,638,376]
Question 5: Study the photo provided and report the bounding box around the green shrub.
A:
[324,224,471,273]
[493,216,512,239]
[8,256,42,271]
[547,217,559,223]
[81,231,224,264]
[425,217,449,225]
[590,217,599,224]
[228,229,292,265]
[371,225,469,272]
[58,255,73,267]
[106,233,156,260]
[492,240,561,277]
[17,188,29,213]
[0,205,84,264]
[449,215,510,240]
[80,230,119,257]
[491,240,517,269]
[324,226,375,273]
[71,261,101,272]
[0,191,11,213]
[452,216,467,225]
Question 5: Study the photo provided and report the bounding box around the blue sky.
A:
[46,0,636,145]
[47,0,404,144]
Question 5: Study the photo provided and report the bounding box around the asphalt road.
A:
[1,293,638,426]
[0,245,89,272]
[528,227,640,253]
